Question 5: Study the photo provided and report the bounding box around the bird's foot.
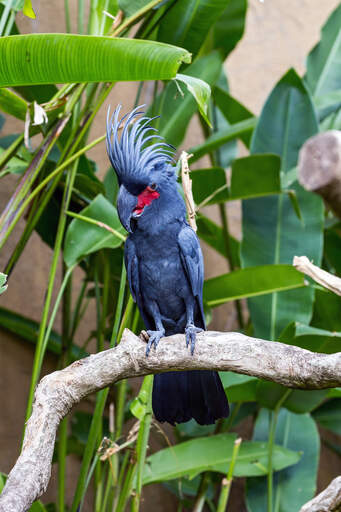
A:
[185,324,204,355]
[145,329,165,356]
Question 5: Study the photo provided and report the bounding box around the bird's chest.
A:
[134,232,184,297]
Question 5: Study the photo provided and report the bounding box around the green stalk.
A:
[58,418,68,512]
[192,473,211,512]
[71,260,130,511]
[0,116,70,248]
[267,390,292,512]
[131,376,153,512]
[64,0,71,32]
[78,454,100,512]
[78,0,85,34]
[24,158,78,426]
[111,0,165,36]
[3,9,15,36]
[3,133,106,266]
[69,278,87,340]
[66,211,126,242]
[216,437,242,512]
[110,260,127,347]
[0,0,13,37]
[115,463,137,512]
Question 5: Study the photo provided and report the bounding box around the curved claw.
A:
[145,329,165,356]
[185,324,204,355]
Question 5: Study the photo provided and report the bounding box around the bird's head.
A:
[106,105,177,233]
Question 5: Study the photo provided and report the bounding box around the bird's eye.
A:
[149,183,157,191]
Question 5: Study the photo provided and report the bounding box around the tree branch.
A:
[1,329,341,512]
[300,476,341,512]
[298,130,341,219]
[293,255,341,296]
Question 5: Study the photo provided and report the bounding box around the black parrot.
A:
[106,105,229,425]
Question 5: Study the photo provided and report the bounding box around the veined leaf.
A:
[313,399,341,436]
[219,372,258,403]
[230,154,281,200]
[0,87,27,120]
[154,51,222,147]
[306,4,341,99]
[196,214,240,266]
[0,34,191,87]
[241,69,324,339]
[279,321,341,354]
[204,265,306,307]
[64,194,125,267]
[175,73,211,125]
[213,85,254,147]
[157,0,228,57]
[246,409,319,512]
[191,167,228,206]
[210,0,247,58]
[142,433,300,484]
[189,117,256,163]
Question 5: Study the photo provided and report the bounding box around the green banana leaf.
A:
[279,321,341,354]
[204,265,306,307]
[312,399,341,436]
[142,433,301,484]
[157,0,228,57]
[246,409,319,512]
[305,3,341,115]
[196,214,240,266]
[241,69,324,339]
[0,87,27,120]
[153,51,222,147]
[64,194,125,267]
[0,34,191,86]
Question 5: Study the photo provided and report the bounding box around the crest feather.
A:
[106,104,175,185]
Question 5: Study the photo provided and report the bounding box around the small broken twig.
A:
[293,255,341,296]
[181,151,197,231]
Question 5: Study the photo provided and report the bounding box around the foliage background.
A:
[0,0,341,511]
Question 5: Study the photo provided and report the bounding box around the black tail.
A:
[152,370,229,425]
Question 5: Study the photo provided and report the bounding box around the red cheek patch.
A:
[134,187,160,215]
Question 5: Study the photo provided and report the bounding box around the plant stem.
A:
[64,0,71,32]
[131,375,153,512]
[66,211,126,241]
[78,0,85,34]
[24,157,78,426]
[216,437,242,512]
[267,390,292,512]
[0,0,13,37]
[58,418,68,512]
[111,0,165,36]
[192,473,211,512]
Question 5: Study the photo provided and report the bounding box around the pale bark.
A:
[293,255,341,296]
[298,130,341,219]
[300,477,341,512]
[1,329,341,512]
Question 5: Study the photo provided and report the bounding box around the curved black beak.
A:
[117,185,138,233]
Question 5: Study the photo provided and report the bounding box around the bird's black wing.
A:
[178,225,206,329]
[124,237,154,330]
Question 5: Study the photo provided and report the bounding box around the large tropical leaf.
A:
[0,34,191,86]
[196,214,240,266]
[305,4,341,104]
[246,409,319,512]
[153,51,222,147]
[157,0,228,57]
[204,265,306,307]
[0,87,27,120]
[312,399,341,436]
[64,194,125,267]
[241,69,324,339]
[279,321,341,354]
[142,433,300,485]
[210,0,247,58]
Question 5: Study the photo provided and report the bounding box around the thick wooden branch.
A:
[298,130,341,219]
[300,476,341,512]
[1,329,341,512]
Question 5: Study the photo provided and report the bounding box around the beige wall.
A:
[0,0,340,508]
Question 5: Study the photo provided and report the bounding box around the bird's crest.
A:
[106,105,175,187]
